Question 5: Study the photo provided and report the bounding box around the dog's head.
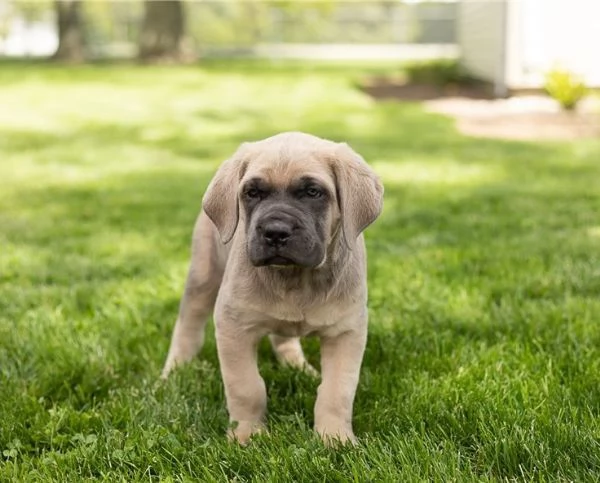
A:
[202,132,383,268]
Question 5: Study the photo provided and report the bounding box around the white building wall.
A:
[460,0,600,90]
[457,0,507,93]
[511,0,600,88]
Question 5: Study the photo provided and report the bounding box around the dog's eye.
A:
[245,188,261,199]
[305,187,322,198]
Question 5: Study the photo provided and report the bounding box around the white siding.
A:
[508,0,600,88]
[457,0,507,93]
[461,0,600,90]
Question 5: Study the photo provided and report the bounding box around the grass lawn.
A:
[1,60,600,481]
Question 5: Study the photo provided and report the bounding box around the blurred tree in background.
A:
[53,0,85,61]
[139,0,187,62]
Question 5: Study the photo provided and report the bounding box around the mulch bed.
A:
[359,78,600,141]
[359,78,494,101]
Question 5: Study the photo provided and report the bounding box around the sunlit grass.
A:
[372,159,504,186]
[588,226,600,238]
[1,61,600,481]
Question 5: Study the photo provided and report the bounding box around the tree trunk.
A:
[139,0,187,62]
[53,0,85,62]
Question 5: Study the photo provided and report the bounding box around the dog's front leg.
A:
[314,318,367,445]
[216,318,266,444]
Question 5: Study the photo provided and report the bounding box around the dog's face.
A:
[241,155,337,268]
[202,132,383,269]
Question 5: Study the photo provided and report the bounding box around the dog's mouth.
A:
[247,236,325,269]
[259,255,297,267]
[249,250,310,268]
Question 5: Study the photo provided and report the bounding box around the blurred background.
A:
[3,0,600,132]
[2,0,600,96]
[2,0,599,141]
[1,0,457,61]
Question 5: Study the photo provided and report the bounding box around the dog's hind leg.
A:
[269,335,319,377]
[162,213,226,378]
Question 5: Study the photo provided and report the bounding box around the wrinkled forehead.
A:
[241,148,336,192]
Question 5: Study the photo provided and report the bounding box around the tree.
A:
[53,0,85,62]
[138,0,187,62]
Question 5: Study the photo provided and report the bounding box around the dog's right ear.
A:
[202,143,251,244]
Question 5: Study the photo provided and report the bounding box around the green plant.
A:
[404,59,476,87]
[544,68,588,111]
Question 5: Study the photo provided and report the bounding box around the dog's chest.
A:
[258,300,354,338]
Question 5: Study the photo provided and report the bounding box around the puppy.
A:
[162,132,383,444]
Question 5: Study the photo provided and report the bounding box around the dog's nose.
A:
[262,221,292,248]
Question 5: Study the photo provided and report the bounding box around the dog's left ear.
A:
[331,142,384,249]
[202,143,251,244]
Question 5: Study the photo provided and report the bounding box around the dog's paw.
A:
[227,420,266,445]
[315,424,357,447]
[302,362,320,378]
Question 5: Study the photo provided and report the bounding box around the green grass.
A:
[1,60,600,481]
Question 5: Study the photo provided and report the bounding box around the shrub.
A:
[544,68,588,111]
[404,60,476,87]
